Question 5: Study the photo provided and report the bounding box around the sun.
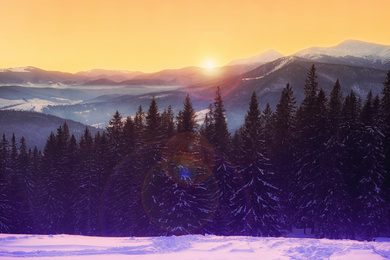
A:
[202,58,217,71]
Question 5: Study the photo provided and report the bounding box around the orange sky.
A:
[0,0,389,73]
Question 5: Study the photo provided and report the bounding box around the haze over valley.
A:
[1,39,390,145]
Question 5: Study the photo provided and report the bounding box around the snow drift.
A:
[0,234,389,259]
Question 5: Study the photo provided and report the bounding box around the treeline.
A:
[0,65,389,240]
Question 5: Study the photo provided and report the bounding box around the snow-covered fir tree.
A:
[272,83,297,228]
[232,91,282,236]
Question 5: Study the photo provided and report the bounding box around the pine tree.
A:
[0,134,11,233]
[142,161,218,235]
[339,90,363,239]
[261,103,274,159]
[199,103,215,143]
[314,135,352,239]
[354,91,388,239]
[13,136,34,233]
[328,79,344,136]
[37,131,64,234]
[55,122,74,234]
[232,91,282,236]
[310,79,353,239]
[143,97,162,168]
[143,95,218,235]
[272,83,297,228]
[381,71,390,215]
[134,105,145,146]
[176,110,184,134]
[204,87,237,235]
[180,94,198,133]
[294,65,328,235]
[123,116,136,155]
[73,127,101,235]
[28,146,41,233]
[145,97,161,143]
[107,110,124,161]
[298,64,319,129]
[213,87,230,154]
[160,105,175,140]
[6,133,20,233]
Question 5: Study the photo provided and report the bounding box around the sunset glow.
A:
[0,0,389,73]
[203,58,217,71]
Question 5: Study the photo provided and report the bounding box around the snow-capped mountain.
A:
[1,40,389,86]
[1,39,390,133]
[0,66,86,84]
[0,66,36,73]
[228,49,284,67]
[295,40,390,68]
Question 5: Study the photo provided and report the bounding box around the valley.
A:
[1,39,390,148]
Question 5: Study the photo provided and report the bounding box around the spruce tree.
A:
[354,91,388,239]
[261,103,274,159]
[294,65,327,235]
[314,135,352,239]
[73,128,101,235]
[134,105,145,146]
[199,104,215,143]
[180,94,198,133]
[123,116,136,155]
[232,91,282,236]
[381,70,390,214]
[14,136,33,233]
[37,132,62,233]
[339,90,363,239]
[55,122,74,233]
[0,134,11,233]
[28,146,41,233]
[144,95,218,235]
[204,87,238,235]
[328,79,344,136]
[107,110,124,161]
[272,83,297,228]
[312,83,354,238]
[213,87,230,154]
[145,97,161,143]
[160,105,175,140]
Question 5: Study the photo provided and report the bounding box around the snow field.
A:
[0,234,389,260]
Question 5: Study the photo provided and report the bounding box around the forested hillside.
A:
[1,65,389,240]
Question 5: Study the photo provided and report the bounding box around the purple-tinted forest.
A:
[1,65,389,240]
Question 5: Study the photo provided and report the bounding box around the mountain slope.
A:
[76,69,144,82]
[0,110,98,150]
[41,57,387,132]
[0,66,86,84]
[228,49,284,67]
[295,40,390,69]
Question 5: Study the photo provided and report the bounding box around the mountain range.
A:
[1,39,390,148]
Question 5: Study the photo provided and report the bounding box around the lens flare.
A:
[142,162,219,234]
[161,132,215,186]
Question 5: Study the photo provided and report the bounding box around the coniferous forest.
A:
[1,65,390,240]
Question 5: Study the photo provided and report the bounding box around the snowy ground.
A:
[1,234,389,260]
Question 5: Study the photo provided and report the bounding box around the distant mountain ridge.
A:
[295,40,390,63]
[1,40,389,86]
[0,40,387,87]
[228,49,284,67]
[76,69,145,82]
[0,66,85,85]
[0,110,98,150]
[1,39,390,132]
